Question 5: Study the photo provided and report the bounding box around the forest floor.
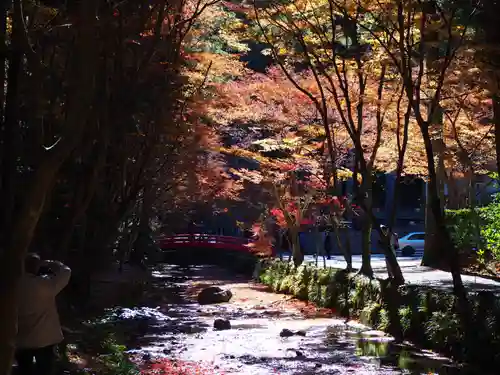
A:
[56,262,485,375]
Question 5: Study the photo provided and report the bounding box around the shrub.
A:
[446,198,500,261]
[95,335,139,375]
[360,302,381,326]
[479,200,500,260]
[377,308,390,331]
[292,264,311,300]
[446,208,482,252]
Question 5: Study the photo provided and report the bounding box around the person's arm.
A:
[40,260,71,295]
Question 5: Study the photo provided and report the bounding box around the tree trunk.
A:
[314,227,320,267]
[132,185,154,265]
[384,175,403,282]
[356,202,405,284]
[412,0,472,348]
[0,10,22,248]
[421,130,455,269]
[0,0,97,371]
[467,168,481,252]
[422,180,443,266]
[333,222,352,270]
[343,228,352,271]
[381,231,404,283]
[422,102,446,266]
[493,94,500,175]
[419,124,471,329]
[290,227,303,266]
[359,174,373,277]
[276,228,283,260]
[0,3,6,119]
[0,6,33,373]
[0,161,66,375]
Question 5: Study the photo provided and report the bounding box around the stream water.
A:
[90,264,478,375]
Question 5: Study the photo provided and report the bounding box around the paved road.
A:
[277,253,500,292]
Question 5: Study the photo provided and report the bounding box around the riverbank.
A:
[57,262,477,375]
[258,259,500,371]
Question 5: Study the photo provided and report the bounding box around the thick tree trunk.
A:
[0,161,65,375]
[419,125,471,330]
[412,1,472,349]
[0,7,33,373]
[422,103,445,266]
[421,130,456,270]
[422,180,443,266]
[0,3,7,158]
[0,12,22,248]
[0,4,6,118]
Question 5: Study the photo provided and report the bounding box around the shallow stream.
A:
[91,265,478,375]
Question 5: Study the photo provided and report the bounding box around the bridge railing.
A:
[156,234,252,252]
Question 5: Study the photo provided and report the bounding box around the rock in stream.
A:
[213,318,231,330]
[197,286,233,305]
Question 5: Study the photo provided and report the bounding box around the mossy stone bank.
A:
[257,259,500,368]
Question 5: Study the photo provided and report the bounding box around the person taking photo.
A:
[15,253,71,375]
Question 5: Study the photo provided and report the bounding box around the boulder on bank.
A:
[197,286,233,305]
[214,318,231,330]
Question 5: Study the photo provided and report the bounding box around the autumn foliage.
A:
[140,358,285,374]
[141,359,222,375]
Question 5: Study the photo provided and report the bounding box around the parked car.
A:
[397,232,425,256]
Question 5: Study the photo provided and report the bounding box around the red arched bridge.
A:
[156,234,254,253]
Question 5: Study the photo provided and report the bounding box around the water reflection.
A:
[353,335,469,375]
[319,315,480,375]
